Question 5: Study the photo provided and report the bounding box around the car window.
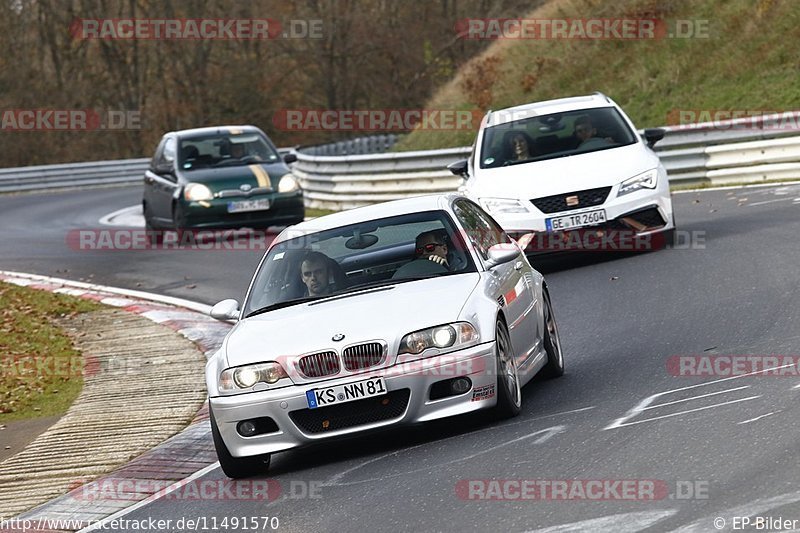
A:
[160,137,176,167]
[179,132,281,170]
[452,199,510,261]
[479,107,637,169]
[150,137,166,169]
[243,210,476,315]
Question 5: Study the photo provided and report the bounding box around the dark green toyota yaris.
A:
[142,125,304,233]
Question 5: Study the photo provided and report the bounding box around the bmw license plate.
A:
[546,209,606,231]
[227,199,271,213]
[306,377,387,409]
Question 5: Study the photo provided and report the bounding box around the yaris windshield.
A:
[479,107,637,169]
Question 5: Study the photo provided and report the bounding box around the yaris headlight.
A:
[278,173,300,193]
[219,362,288,393]
[617,169,658,197]
[398,322,479,356]
[184,183,214,201]
[480,198,530,214]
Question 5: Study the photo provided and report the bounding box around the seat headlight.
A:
[184,183,213,201]
[617,169,658,197]
[480,198,530,214]
[399,322,479,356]
[278,173,300,193]
[219,362,288,393]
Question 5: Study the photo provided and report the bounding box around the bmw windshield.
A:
[243,211,477,317]
[479,107,637,169]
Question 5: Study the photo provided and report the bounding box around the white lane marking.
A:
[737,411,777,425]
[526,509,677,533]
[748,198,794,206]
[99,204,144,227]
[670,489,800,532]
[608,396,761,429]
[323,406,595,487]
[77,462,220,532]
[324,425,566,487]
[641,386,751,411]
[605,362,797,430]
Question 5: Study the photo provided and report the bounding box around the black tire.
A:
[210,407,271,479]
[494,319,522,419]
[540,290,565,379]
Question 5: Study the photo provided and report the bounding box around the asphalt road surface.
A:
[2,183,800,532]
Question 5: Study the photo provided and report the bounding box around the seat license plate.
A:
[306,377,387,409]
[546,209,606,231]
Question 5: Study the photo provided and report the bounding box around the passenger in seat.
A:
[574,115,613,149]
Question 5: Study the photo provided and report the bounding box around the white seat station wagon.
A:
[448,93,675,254]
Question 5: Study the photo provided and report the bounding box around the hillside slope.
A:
[398,0,800,151]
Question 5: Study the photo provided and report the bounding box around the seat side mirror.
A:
[447,159,469,177]
[643,128,665,149]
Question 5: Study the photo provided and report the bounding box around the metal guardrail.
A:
[0,158,150,193]
[298,134,401,156]
[294,114,800,209]
[2,113,799,204]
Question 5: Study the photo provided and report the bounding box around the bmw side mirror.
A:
[485,244,520,269]
[447,159,469,177]
[210,299,240,321]
[283,153,298,164]
[643,128,665,149]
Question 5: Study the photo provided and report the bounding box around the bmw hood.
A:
[469,143,660,199]
[225,273,481,368]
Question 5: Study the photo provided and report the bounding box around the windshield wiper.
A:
[245,296,323,318]
[213,156,260,168]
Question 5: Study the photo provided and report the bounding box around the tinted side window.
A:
[150,138,167,169]
[453,199,510,260]
[161,137,177,166]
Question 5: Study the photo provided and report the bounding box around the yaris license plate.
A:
[546,209,606,231]
[306,377,387,409]
[227,199,271,213]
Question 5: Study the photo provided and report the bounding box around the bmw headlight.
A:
[617,169,658,197]
[278,173,300,193]
[219,362,288,393]
[184,183,214,201]
[480,198,530,214]
[398,322,479,356]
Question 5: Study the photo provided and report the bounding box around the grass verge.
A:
[0,282,101,423]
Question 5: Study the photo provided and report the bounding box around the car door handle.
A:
[514,261,524,271]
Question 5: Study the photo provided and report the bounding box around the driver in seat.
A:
[392,229,451,279]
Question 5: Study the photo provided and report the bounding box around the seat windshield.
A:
[243,210,476,317]
[479,107,637,169]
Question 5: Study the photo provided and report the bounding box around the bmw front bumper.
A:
[209,342,497,458]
